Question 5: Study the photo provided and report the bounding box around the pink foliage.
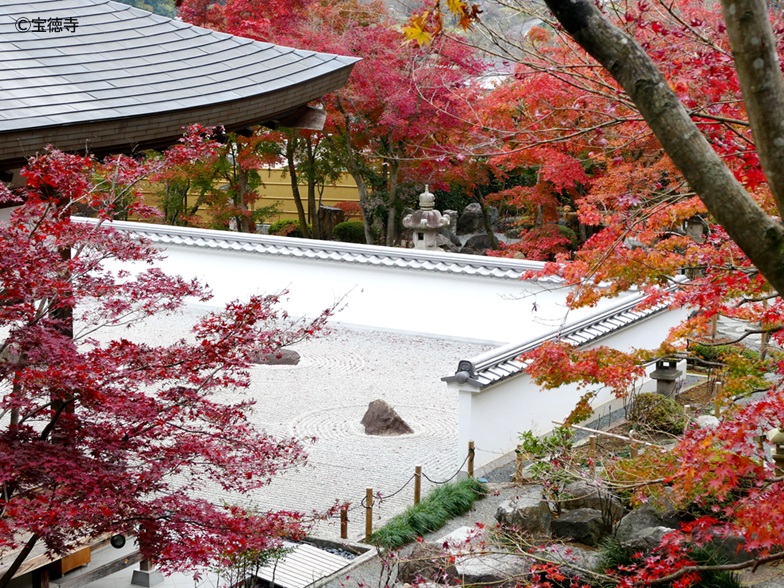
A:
[0,149,332,580]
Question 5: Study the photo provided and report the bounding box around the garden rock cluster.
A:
[399,525,585,587]
[398,522,599,587]
[396,480,775,587]
[494,481,624,548]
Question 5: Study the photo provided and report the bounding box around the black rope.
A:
[359,473,417,508]
[337,447,476,518]
[421,452,470,485]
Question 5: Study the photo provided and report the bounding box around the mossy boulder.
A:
[629,392,686,434]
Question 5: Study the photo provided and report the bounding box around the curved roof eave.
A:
[0,0,359,169]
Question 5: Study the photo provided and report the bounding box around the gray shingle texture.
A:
[0,0,359,131]
[443,297,672,389]
[75,218,551,281]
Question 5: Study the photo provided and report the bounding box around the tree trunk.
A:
[237,166,254,233]
[385,158,400,246]
[720,0,784,218]
[357,178,374,244]
[305,138,321,239]
[332,100,374,244]
[285,137,311,238]
[542,0,784,294]
[481,200,500,250]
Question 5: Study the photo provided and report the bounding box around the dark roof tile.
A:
[442,293,679,389]
[0,0,358,132]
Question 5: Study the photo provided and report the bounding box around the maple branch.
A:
[658,0,732,57]
[427,118,632,160]
[36,396,75,442]
[647,551,784,585]
[688,325,784,347]
[566,191,690,302]
[719,0,784,217]
[24,200,56,240]
[737,293,780,306]
[553,420,666,448]
[689,111,749,127]
[601,477,671,491]
[543,0,784,295]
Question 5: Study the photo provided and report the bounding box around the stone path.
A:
[716,317,780,354]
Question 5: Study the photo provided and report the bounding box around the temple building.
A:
[0,0,358,180]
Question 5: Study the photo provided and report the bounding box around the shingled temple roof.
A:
[0,0,359,171]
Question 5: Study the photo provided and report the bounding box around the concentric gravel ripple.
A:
[296,351,367,374]
[290,404,456,441]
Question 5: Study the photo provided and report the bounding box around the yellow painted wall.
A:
[141,169,360,224]
[255,169,360,222]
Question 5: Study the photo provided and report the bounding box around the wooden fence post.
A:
[340,505,348,540]
[714,381,723,418]
[468,440,475,478]
[414,465,422,505]
[515,446,523,484]
[365,488,373,541]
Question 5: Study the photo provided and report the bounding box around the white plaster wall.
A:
[0,206,14,224]
[144,242,641,344]
[92,225,692,473]
[457,305,692,471]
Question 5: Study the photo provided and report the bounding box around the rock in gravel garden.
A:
[398,526,534,587]
[559,480,625,522]
[495,485,552,535]
[551,508,607,547]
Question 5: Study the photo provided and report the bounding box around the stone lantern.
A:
[650,358,682,397]
[403,185,450,251]
[766,426,784,474]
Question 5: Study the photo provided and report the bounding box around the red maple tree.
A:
[0,145,332,588]
[403,0,784,583]
[174,0,485,245]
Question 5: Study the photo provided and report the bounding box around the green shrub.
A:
[690,343,771,398]
[428,481,480,516]
[519,428,576,512]
[596,537,636,582]
[688,545,743,588]
[556,224,579,249]
[368,477,486,549]
[628,392,686,434]
[332,220,366,243]
[691,342,734,364]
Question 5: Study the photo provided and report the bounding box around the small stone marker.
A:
[360,399,414,435]
[251,348,300,365]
